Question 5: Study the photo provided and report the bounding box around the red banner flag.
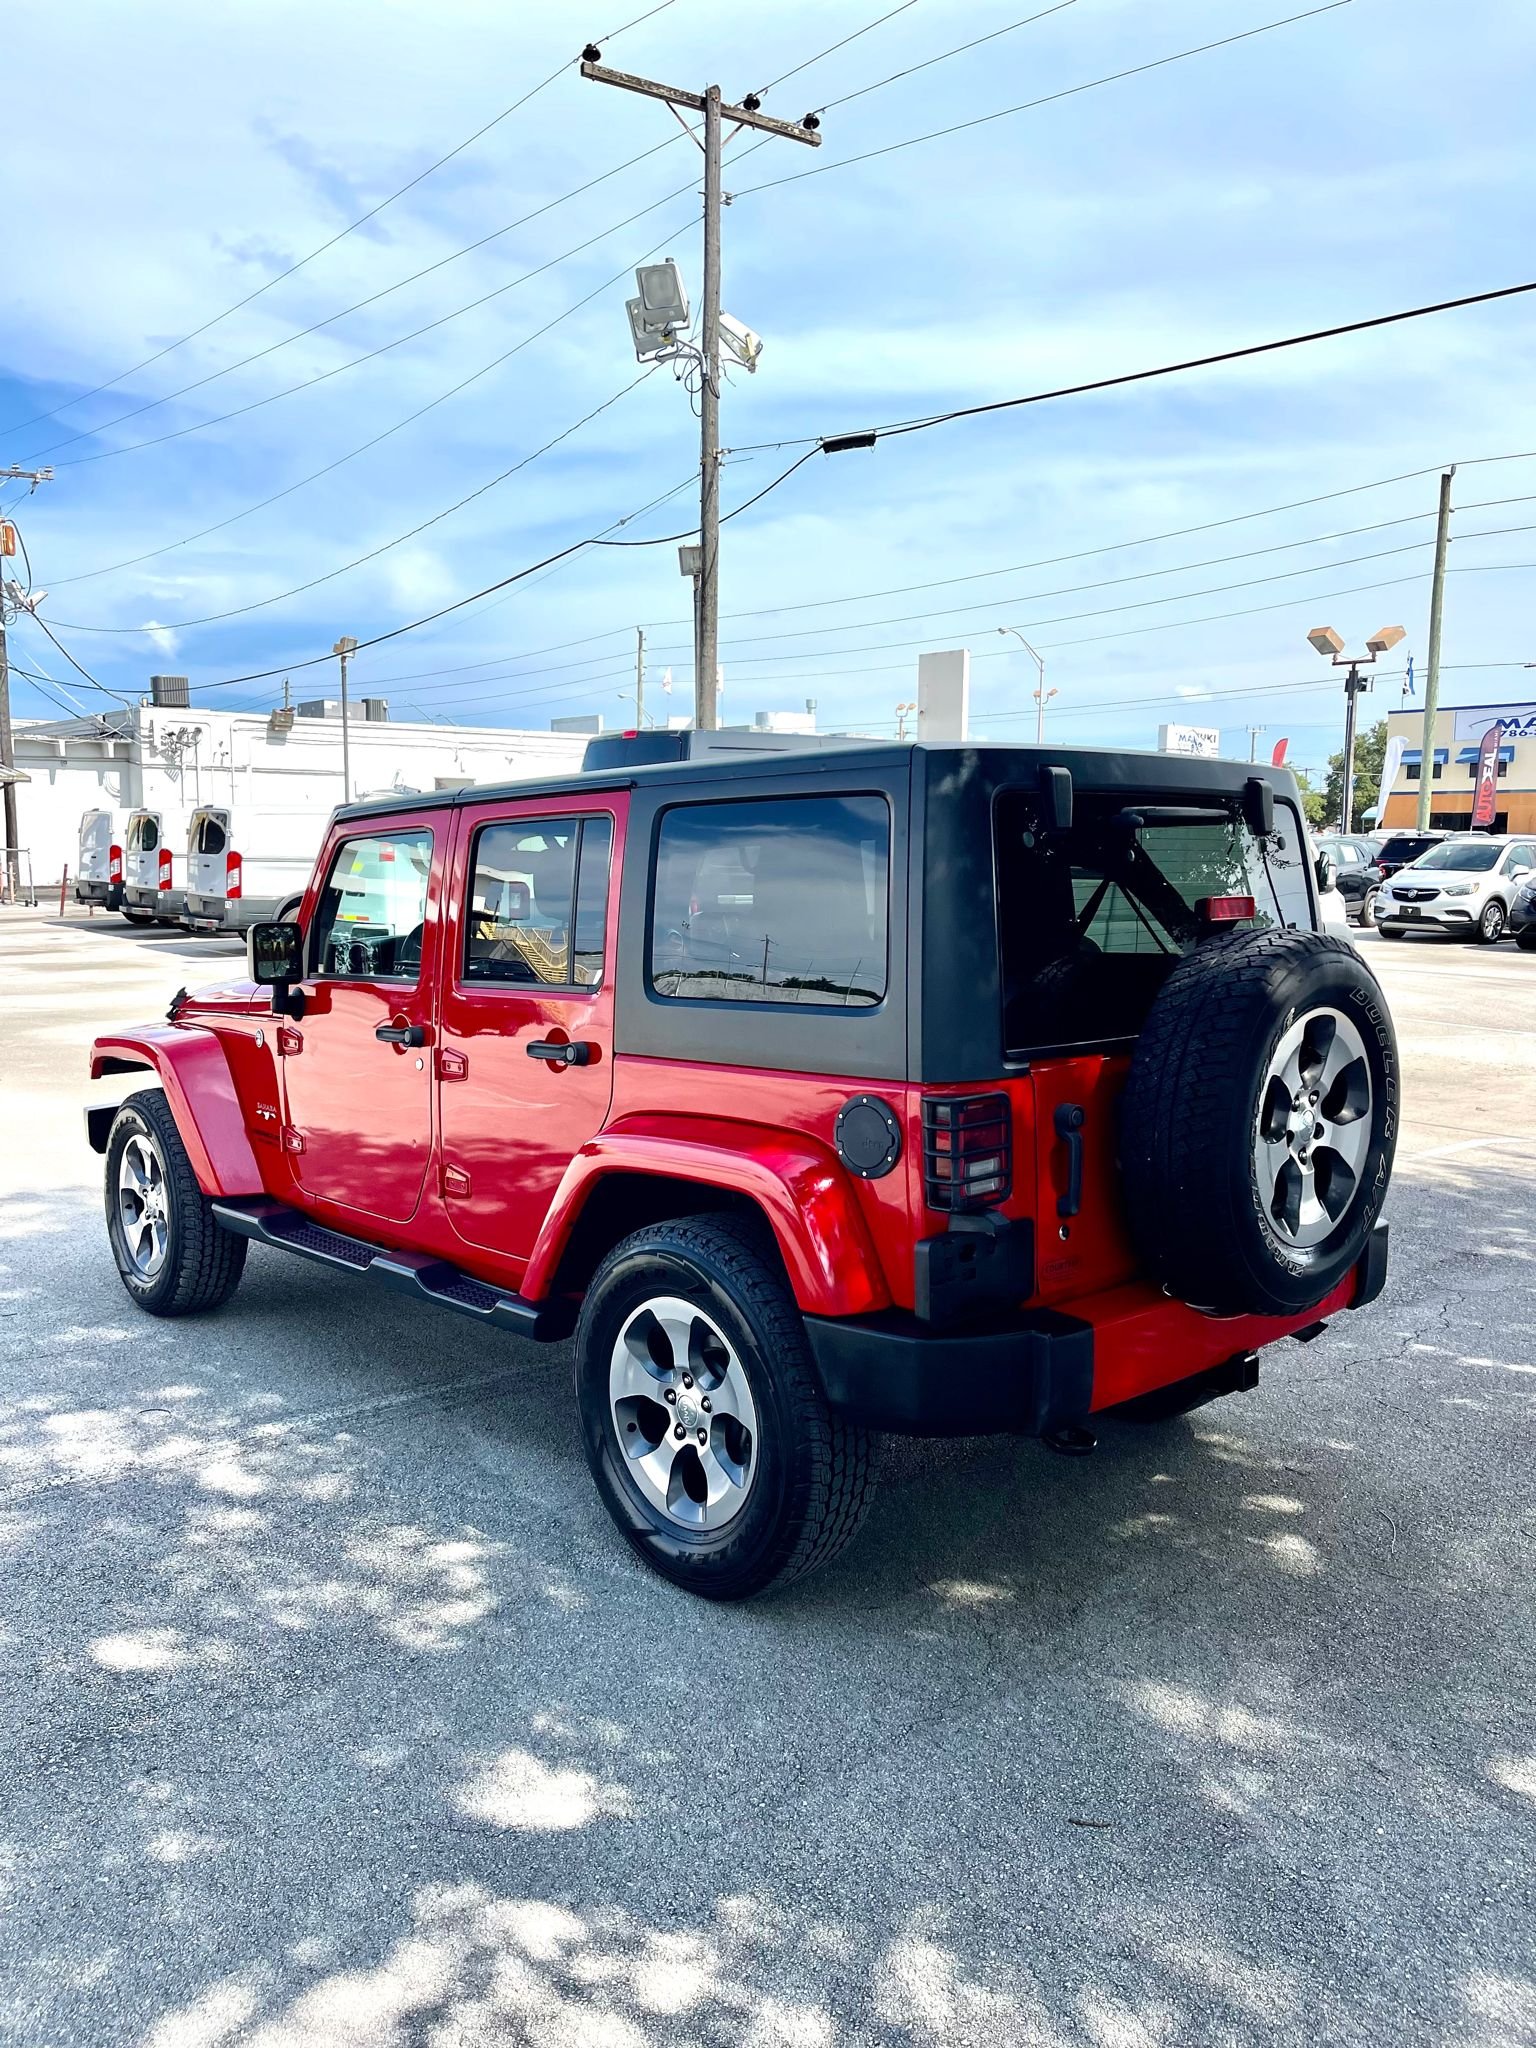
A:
[1270,737,1289,766]
[1470,722,1502,830]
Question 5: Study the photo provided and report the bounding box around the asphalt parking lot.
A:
[1,908,1532,2048]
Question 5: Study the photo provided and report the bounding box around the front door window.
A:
[311,831,432,980]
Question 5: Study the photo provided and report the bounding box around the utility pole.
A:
[580,46,820,729]
[635,628,646,728]
[1339,664,1367,835]
[1247,725,1265,763]
[333,636,357,803]
[0,465,54,901]
[1417,466,1455,832]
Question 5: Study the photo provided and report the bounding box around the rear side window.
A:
[311,830,433,981]
[650,794,889,1007]
[996,787,1311,1054]
[128,815,159,852]
[464,816,612,988]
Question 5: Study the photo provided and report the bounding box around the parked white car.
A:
[1377,834,1536,943]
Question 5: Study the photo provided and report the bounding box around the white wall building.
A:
[11,702,586,886]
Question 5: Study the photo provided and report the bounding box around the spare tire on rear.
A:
[1119,928,1397,1318]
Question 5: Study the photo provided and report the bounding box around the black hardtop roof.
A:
[331,739,1298,826]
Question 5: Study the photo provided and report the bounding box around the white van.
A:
[182,806,326,933]
[121,808,188,925]
[73,808,127,909]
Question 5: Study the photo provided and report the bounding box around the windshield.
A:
[1410,838,1501,872]
[995,786,1311,1053]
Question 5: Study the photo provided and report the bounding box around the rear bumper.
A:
[125,885,185,915]
[807,1222,1389,1437]
[183,891,229,929]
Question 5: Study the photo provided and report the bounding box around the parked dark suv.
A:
[89,740,1397,1599]
[1374,829,1447,881]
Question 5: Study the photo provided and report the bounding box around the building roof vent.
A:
[150,674,190,708]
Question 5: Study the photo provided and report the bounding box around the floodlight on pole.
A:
[1306,620,1406,834]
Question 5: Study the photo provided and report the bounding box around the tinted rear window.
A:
[193,814,227,856]
[996,786,1311,1053]
[1379,835,1437,863]
[128,815,159,852]
[650,794,889,1007]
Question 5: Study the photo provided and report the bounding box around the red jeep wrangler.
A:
[89,737,1396,1599]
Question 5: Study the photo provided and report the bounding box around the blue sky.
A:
[4,0,1535,781]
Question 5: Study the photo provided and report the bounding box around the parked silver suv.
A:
[1377,834,1536,943]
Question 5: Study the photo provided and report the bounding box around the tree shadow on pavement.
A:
[1,1171,1532,2047]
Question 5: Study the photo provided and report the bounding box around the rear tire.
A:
[1120,928,1398,1318]
[104,1090,247,1316]
[1358,888,1379,928]
[574,1216,876,1599]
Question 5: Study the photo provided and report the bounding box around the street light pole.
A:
[998,627,1053,741]
[1339,663,1365,834]
[333,636,358,803]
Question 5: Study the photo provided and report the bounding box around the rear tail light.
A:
[108,845,123,884]
[922,1093,1012,1212]
[226,851,243,901]
[1198,894,1256,924]
[157,848,173,891]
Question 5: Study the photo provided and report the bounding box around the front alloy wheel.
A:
[116,1130,170,1279]
[1255,1008,1373,1253]
[1477,900,1506,944]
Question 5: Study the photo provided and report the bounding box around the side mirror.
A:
[247,921,306,1016]
[1315,850,1338,893]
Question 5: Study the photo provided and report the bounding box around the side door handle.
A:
[527,1039,594,1067]
[1054,1103,1085,1218]
[376,1022,427,1047]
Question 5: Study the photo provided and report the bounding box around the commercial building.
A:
[1379,699,1536,835]
[10,700,585,887]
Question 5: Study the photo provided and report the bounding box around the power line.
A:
[643,501,1536,656]
[0,0,678,440]
[811,1,1078,114]
[736,4,1353,200]
[47,216,698,585]
[46,370,662,636]
[812,281,1536,452]
[177,447,819,695]
[37,187,700,472]
[753,1,918,97]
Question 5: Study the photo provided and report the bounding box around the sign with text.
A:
[1157,723,1220,757]
[1452,702,1536,744]
[1471,722,1503,830]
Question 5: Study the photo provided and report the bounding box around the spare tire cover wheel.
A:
[1119,929,1398,1318]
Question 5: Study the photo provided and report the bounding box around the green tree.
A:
[1324,717,1387,829]
[1293,770,1326,830]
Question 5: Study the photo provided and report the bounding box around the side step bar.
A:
[210,1197,574,1342]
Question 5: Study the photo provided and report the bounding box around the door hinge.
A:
[438,1047,469,1080]
[276,1024,303,1057]
[282,1127,305,1154]
[443,1164,471,1197]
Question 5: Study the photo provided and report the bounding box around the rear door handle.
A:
[1054,1103,1085,1218]
[527,1039,594,1067]
[376,1022,427,1047]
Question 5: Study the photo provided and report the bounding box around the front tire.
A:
[104,1091,247,1315]
[1475,900,1507,944]
[574,1216,876,1599]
